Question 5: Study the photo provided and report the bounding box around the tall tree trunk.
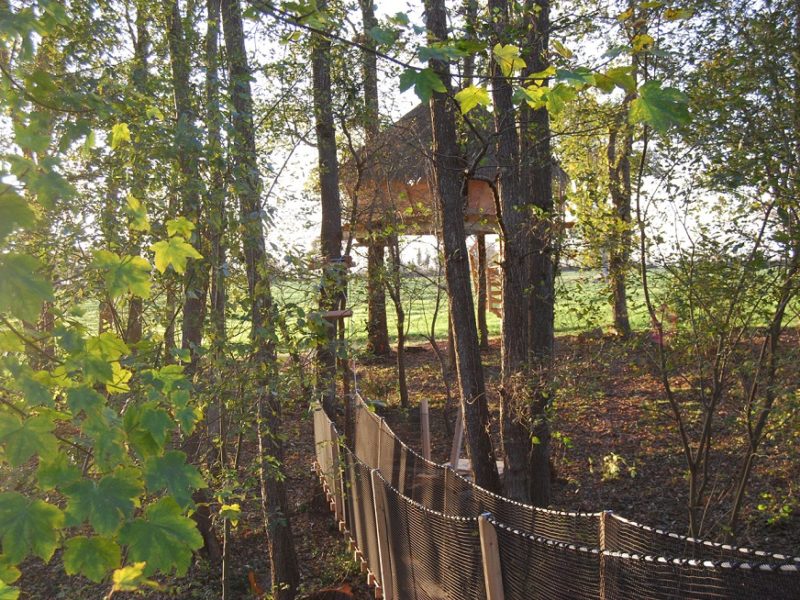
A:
[476,234,489,350]
[221,0,300,596]
[165,0,209,377]
[386,235,409,407]
[487,0,533,502]
[607,113,633,337]
[312,0,343,419]
[360,0,390,357]
[164,0,220,562]
[125,0,150,346]
[520,0,554,507]
[425,0,501,493]
[366,239,389,355]
[204,0,230,594]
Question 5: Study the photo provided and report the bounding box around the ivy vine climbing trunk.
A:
[312,0,344,419]
[221,0,300,596]
[425,0,501,494]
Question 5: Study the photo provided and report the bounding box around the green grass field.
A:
[273,269,653,344]
[79,270,652,347]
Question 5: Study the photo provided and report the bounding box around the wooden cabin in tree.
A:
[342,103,568,315]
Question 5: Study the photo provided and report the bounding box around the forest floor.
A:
[16,332,800,599]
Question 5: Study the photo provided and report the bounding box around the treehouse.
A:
[341,103,569,311]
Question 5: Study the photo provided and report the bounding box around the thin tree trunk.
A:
[521,0,554,508]
[165,0,209,377]
[476,234,489,350]
[488,0,533,502]
[164,0,219,562]
[312,0,343,419]
[607,105,634,337]
[425,0,501,493]
[125,0,150,346]
[221,0,299,596]
[360,0,390,357]
[366,239,389,355]
[387,235,409,407]
[204,0,229,593]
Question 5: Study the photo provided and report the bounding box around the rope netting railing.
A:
[312,401,800,599]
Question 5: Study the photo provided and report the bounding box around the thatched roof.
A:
[341,104,568,238]
[344,103,499,186]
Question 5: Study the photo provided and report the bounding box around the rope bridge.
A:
[312,400,800,599]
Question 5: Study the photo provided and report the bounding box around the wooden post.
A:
[478,514,504,600]
[420,398,431,460]
[370,469,394,600]
[449,405,464,470]
[599,511,610,600]
[329,422,343,523]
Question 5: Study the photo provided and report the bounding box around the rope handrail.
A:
[312,402,800,600]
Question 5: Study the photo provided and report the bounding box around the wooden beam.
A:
[478,514,505,600]
[319,309,354,320]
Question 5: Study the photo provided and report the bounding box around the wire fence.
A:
[312,401,800,599]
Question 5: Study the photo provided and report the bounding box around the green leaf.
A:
[219,503,241,527]
[594,66,636,94]
[492,43,526,76]
[632,33,655,53]
[166,216,195,238]
[66,386,105,416]
[92,250,152,299]
[552,39,573,59]
[367,25,399,46]
[0,254,53,322]
[399,68,447,103]
[126,195,150,232]
[119,498,204,576]
[0,580,18,600]
[144,451,205,509]
[664,7,694,20]
[86,332,130,361]
[150,237,203,275]
[0,556,20,584]
[81,413,126,471]
[0,492,64,563]
[64,472,143,535]
[0,190,35,243]
[629,80,690,132]
[37,454,81,490]
[146,105,164,121]
[17,372,53,408]
[454,85,491,114]
[105,361,132,394]
[125,403,173,457]
[556,68,595,89]
[110,123,131,150]
[174,404,202,435]
[63,536,121,582]
[0,413,58,467]
[112,562,159,592]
